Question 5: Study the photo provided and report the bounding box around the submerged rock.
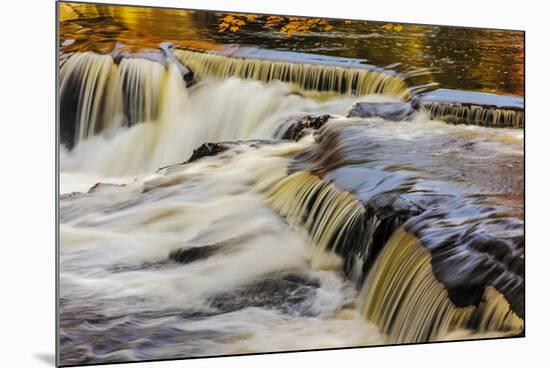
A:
[280,114,332,141]
[87,182,125,193]
[346,102,415,121]
[405,207,524,317]
[59,191,86,201]
[186,142,229,163]
[208,272,320,315]
[111,42,194,87]
[332,189,426,286]
[168,245,222,264]
[163,139,280,169]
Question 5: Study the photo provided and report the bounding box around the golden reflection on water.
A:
[59,2,524,96]
[60,3,222,53]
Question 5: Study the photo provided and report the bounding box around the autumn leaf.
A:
[216,13,336,36]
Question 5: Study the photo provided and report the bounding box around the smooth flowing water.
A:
[58,3,524,366]
[59,76,523,363]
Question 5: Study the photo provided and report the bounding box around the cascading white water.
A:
[59,52,125,142]
[118,57,166,125]
[59,51,524,364]
[61,74,397,177]
[60,141,387,363]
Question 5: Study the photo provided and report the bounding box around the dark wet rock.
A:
[280,114,331,141]
[166,234,255,265]
[208,272,320,315]
[61,270,320,363]
[186,142,229,163]
[335,190,425,286]
[286,119,524,319]
[288,127,345,175]
[346,102,415,121]
[158,139,283,173]
[168,245,222,264]
[111,239,243,274]
[59,299,228,365]
[88,182,125,193]
[405,206,524,317]
[330,178,524,318]
[188,139,277,162]
[160,42,194,86]
[109,261,172,273]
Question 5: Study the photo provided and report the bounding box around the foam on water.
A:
[60,75,401,176]
[60,142,389,363]
[59,62,524,363]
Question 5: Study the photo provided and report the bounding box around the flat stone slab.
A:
[346,102,415,121]
[414,88,524,111]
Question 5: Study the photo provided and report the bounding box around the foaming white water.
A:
[176,307,384,356]
[61,143,307,310]
[59,69,525,363]
[59,52,125,141]
[61,77,398,176]
[60,141,388,361]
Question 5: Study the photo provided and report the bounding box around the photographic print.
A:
[57,1,524,366]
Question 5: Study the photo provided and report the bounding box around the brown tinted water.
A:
[58,3,524,364]
[59,2,524,96]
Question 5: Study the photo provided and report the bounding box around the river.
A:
[58,2,524,365]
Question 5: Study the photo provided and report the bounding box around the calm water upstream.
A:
[60,3,524,96]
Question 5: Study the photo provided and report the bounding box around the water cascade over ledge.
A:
[414,89,525,128]
[59,48,193,149]
[174,48,413,100]
[59,47,524,363]
[261,132,523,343]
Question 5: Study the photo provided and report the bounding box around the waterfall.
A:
[59,47,524,363]
[174,49,412,100]
[118,57,166,126]
[414,88,525,128]
[59,50,194,149]
[358,227,523,343]
[259,116,524,343]
[59,52,124,147]
[61,53,381,176]
[264,171,524,343]
[264,171,365,260]
[420,102,524,128]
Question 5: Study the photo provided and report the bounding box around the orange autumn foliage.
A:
[218,13,335,36]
